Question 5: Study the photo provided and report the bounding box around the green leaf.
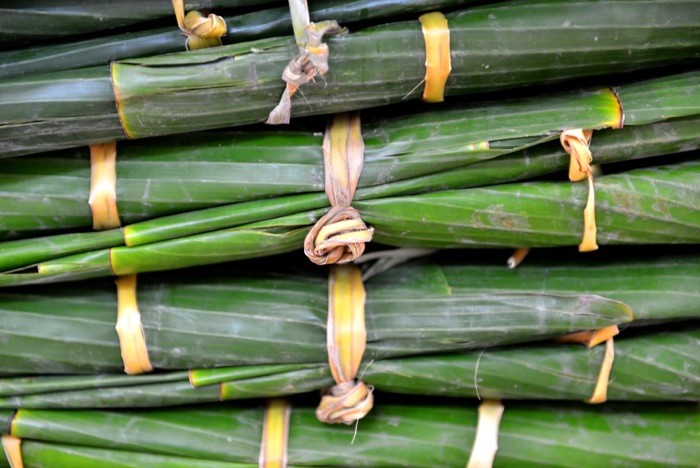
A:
[0,0,495,80]
[358,160,700,248]
[0,256,637,374]
[3,1,699,157]
[0,0,266,45]
[0,327,696,407]
[5,402,698,466]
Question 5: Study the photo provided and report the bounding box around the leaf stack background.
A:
[0,0,698,466]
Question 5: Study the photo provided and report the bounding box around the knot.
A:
[316,380,374,425]
[282,54,316,86]
[304,206,374,265]
[291,21,343,83]
[304,113,370,265]
[267,21,346,125]
[303,21,341,75]
[560,129,593,182]
[172,0,226,50]
[181,11,226,50]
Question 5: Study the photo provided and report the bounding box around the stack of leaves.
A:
[0,324,696,409]
[0,0,511,80]
[1,402,698,467]
[0,251,697,409]
[0,70,697,239]
[0,71,698,285]
[0,158,696,286]
[0,0,698,466]
[2,0,699,157]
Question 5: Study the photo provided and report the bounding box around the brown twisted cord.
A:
[304,112,373,265]
[267,21,346,124]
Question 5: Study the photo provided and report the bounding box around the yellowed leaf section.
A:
[89,142,121,230]
[171,0,226,50]
[558,325,620,348]
[259,399,291,468]
[1,436,22,468]
[115,275,153,375]
[327,265,366,382]
[561,129,598,252]
[316,265,374,424]
[419,12,451,103]
[467,400,505,468]
[586,338,615,404]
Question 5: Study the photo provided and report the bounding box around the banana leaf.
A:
[0,157,695,286]
[0,0,488,80]
[2,445,249,468]
[359,159,699,250]
[0,111,696,271]
[0,69,696,264]
[2,444,250,468]
[365,325,700,402]
[0,255,639,375]
[1,70,698,239]
[0,325,696,407]
[1,401,697,466]
[2,0,699,158]
[0,81,624,236]
[0,0,271,45]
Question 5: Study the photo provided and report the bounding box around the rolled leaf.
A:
[0,325,695,407]
[0,82,628,237]
[0,113,697,276]
[19,444,250,468]
[2,70,697,238]
[3,402,697,466]
[0,257,634,374]
[364,326,700,401]
[0,0,267,45]
[1,159,695,286]
[2,0,699,157]
[0,0,487,80]
[0,270,632,374]
[358,159,700,249]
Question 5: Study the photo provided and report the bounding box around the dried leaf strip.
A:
[316,265,374,424]
[305,112,373,265]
